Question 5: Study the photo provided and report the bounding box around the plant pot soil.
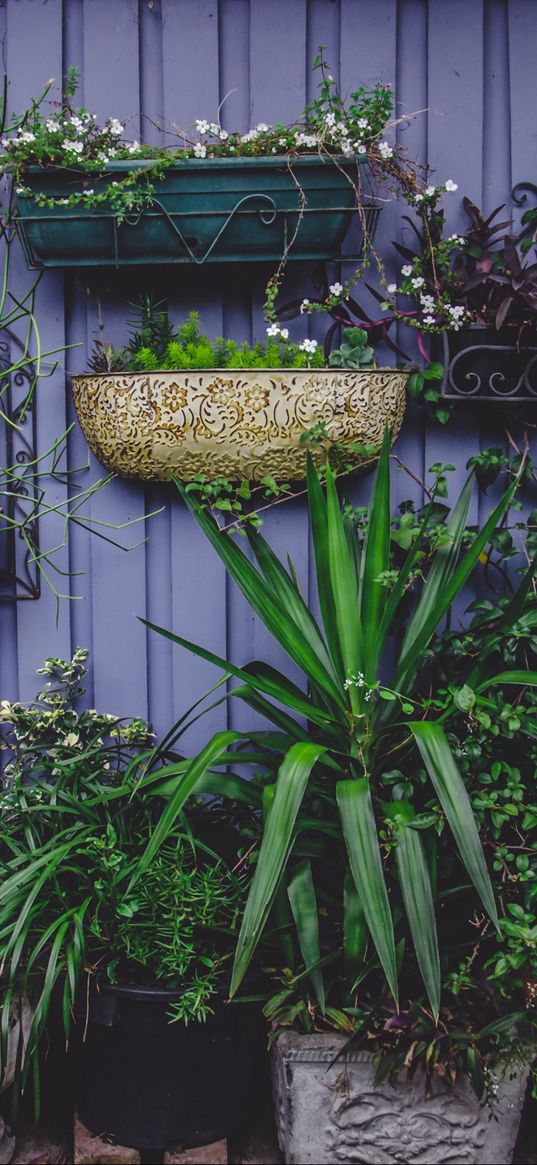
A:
[76,982,265,1152]
[71,367,408,482]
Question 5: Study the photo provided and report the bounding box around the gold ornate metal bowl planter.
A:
[70,368,408,482]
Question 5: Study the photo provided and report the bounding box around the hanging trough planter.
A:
[70,367,408,482]
[15,156,379,268]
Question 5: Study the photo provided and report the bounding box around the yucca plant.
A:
[142,433,536,1030]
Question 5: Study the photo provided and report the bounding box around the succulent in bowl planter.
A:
[142,442,536,1163]
[0,651,263,1149]
[71,300,408,483]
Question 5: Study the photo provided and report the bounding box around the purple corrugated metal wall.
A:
[1,0,536,746]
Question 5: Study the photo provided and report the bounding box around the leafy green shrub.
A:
[89,304,327,372]
[0,652,252,1106]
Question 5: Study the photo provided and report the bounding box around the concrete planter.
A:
[272,1031,530,1165]
[71,367,407,482]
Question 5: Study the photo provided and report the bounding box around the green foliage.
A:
[90,307,326,373]
[144,439,536,1093]
[0,654,252,1109]
[329,327,375,369]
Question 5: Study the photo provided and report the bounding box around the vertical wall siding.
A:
[1,0,536,742]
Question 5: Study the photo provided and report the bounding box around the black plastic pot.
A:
[76,982,264,1151]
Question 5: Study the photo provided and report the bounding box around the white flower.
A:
[280,327,289,340]
[299,338,318,353]
[356,143,367,155]
[325,112,336,127]
[401,264,413,277]
[62,138,83,154]
[256,123,269,132]
[357,118,369,130]
[420,293,435,308]
[278,136,287,146]
[219,129,229,141]
[425,184,436,197]
[378,140,393,159]
[209,122,220,136]
[329,282,344,296]
[300,299,310,313]
[126,141,140,153]
[422,314,436,325]
[445,179,458,191]
[295,131,318,148]
[241,129,259,143]
[266,323,280,337]
[107,118,124,137]
[414,193,424,202]
[195,119,210,134]
[193,142,207,158]
[45,119,60,133]
[411,276,425,289]
[340,139,353,156]
[387,283,397,294]
[18,131,35,143]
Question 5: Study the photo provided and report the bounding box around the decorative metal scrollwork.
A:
[0,331,40,600]
[440,331,537,402]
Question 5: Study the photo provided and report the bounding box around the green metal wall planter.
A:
[15,156,379,269]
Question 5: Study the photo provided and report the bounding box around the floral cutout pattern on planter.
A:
[71,368,408,481]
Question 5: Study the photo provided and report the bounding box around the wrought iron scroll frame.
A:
[440,181,537,403]
[0,331,40,600]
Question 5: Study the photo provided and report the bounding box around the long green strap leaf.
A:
[359,426,391,679]
[246,524,340,690]
[336,779,399,1006]
[130,731,236,887]
[306,455,345,680]
[343,868,368,994]
[396,476,518,690]
[325,467,362,683]
[476,669,537,691]
[140,618,339,729]
[410,720,498,927]
[176,485,342,704]
[389,808,441,1019]
[288,860,325,1011]
[231,742,325,995]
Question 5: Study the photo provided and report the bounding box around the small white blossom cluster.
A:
[195,118,230,142]
[329,282,344,297]
[266,323,289,340]
[299,338,318,353]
